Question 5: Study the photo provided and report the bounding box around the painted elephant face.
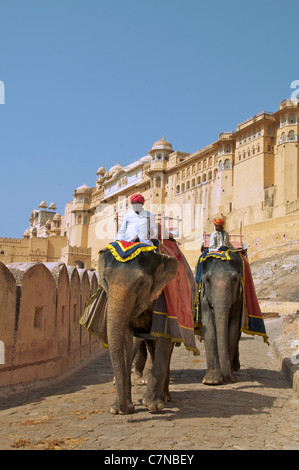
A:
[98,250,178,317]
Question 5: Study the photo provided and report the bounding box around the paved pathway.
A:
[0,318,298,451]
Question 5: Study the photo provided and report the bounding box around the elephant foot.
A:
[109,401,135,415]
[223,374,236,383]
[202,370,223,385]
[142,394,167,412]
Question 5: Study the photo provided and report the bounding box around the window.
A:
[288,130,295,141]
[281,132,286,143]
[224,159,231,169]
[224,144,231,153]
[289,113,295,124]
[176,185,180,194]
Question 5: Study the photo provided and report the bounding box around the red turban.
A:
[130,193,145,204]
[213,217,225,226]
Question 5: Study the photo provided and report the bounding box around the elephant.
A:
[199,248,244,385]
[98,248,178,414]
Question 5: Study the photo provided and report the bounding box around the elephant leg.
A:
[133,338,147,378]
[229,312,242,372]
[143,338,174,412]
[108,325,135,415]
[202,311,223,385]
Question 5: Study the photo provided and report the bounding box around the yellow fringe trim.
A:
[152,310,196,331]
[200,249,233,263]
[106,241,157,262]
[150,331,200,356]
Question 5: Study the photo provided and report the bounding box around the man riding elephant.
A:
[116,193,158,245]
[80,193,199,414]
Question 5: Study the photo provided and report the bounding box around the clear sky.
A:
[0,0,298,238]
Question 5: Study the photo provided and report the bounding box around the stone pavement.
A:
[0,317,298,451]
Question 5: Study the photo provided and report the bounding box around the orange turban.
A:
[213,217,225,226]
[130,193,145,204]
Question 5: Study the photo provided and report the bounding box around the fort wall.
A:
[0,261,103,392]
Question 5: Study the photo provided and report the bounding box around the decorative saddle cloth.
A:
[194,249,269,345]
[106,240,157,262]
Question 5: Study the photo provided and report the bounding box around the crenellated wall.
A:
[0,261,104,391]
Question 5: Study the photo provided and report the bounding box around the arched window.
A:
[257,145,261,152]
[289,113,295,124]
[197,176,201,185]
[288,130,295,141]
[252,147,255,155]
[224,159,231,169]
[247,149,250,157]
[218,160,223,171]
[202,173,207,183]
[281,132,286,143]
[156,176,161,188]
[191,178,195,187]
[208,171,212,180]
[224,144,231,153]
[281,115,286,127]
[186,180,190,190]
[176,185,180,194]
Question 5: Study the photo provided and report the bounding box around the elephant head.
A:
[200,251,243,384]
[97,249,178,414]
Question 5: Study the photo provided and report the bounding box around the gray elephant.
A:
[195,248,268,385]
[97,248,178,414]
[200,251,242,384]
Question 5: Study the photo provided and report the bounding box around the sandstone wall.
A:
[0,261,103,390]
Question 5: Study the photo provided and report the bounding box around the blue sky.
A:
[0,0,298,238]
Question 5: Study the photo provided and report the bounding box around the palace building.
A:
[1,98,299,269]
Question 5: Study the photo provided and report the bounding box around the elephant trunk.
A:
[214,305,233,382]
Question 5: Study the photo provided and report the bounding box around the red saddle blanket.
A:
[151,240,199,355]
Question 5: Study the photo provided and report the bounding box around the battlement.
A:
[0,261,102,392]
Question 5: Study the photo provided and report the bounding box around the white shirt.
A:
[209,230,235,251]
[116,208,158,245]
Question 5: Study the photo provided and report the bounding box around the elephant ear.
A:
[149,254,178,304]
